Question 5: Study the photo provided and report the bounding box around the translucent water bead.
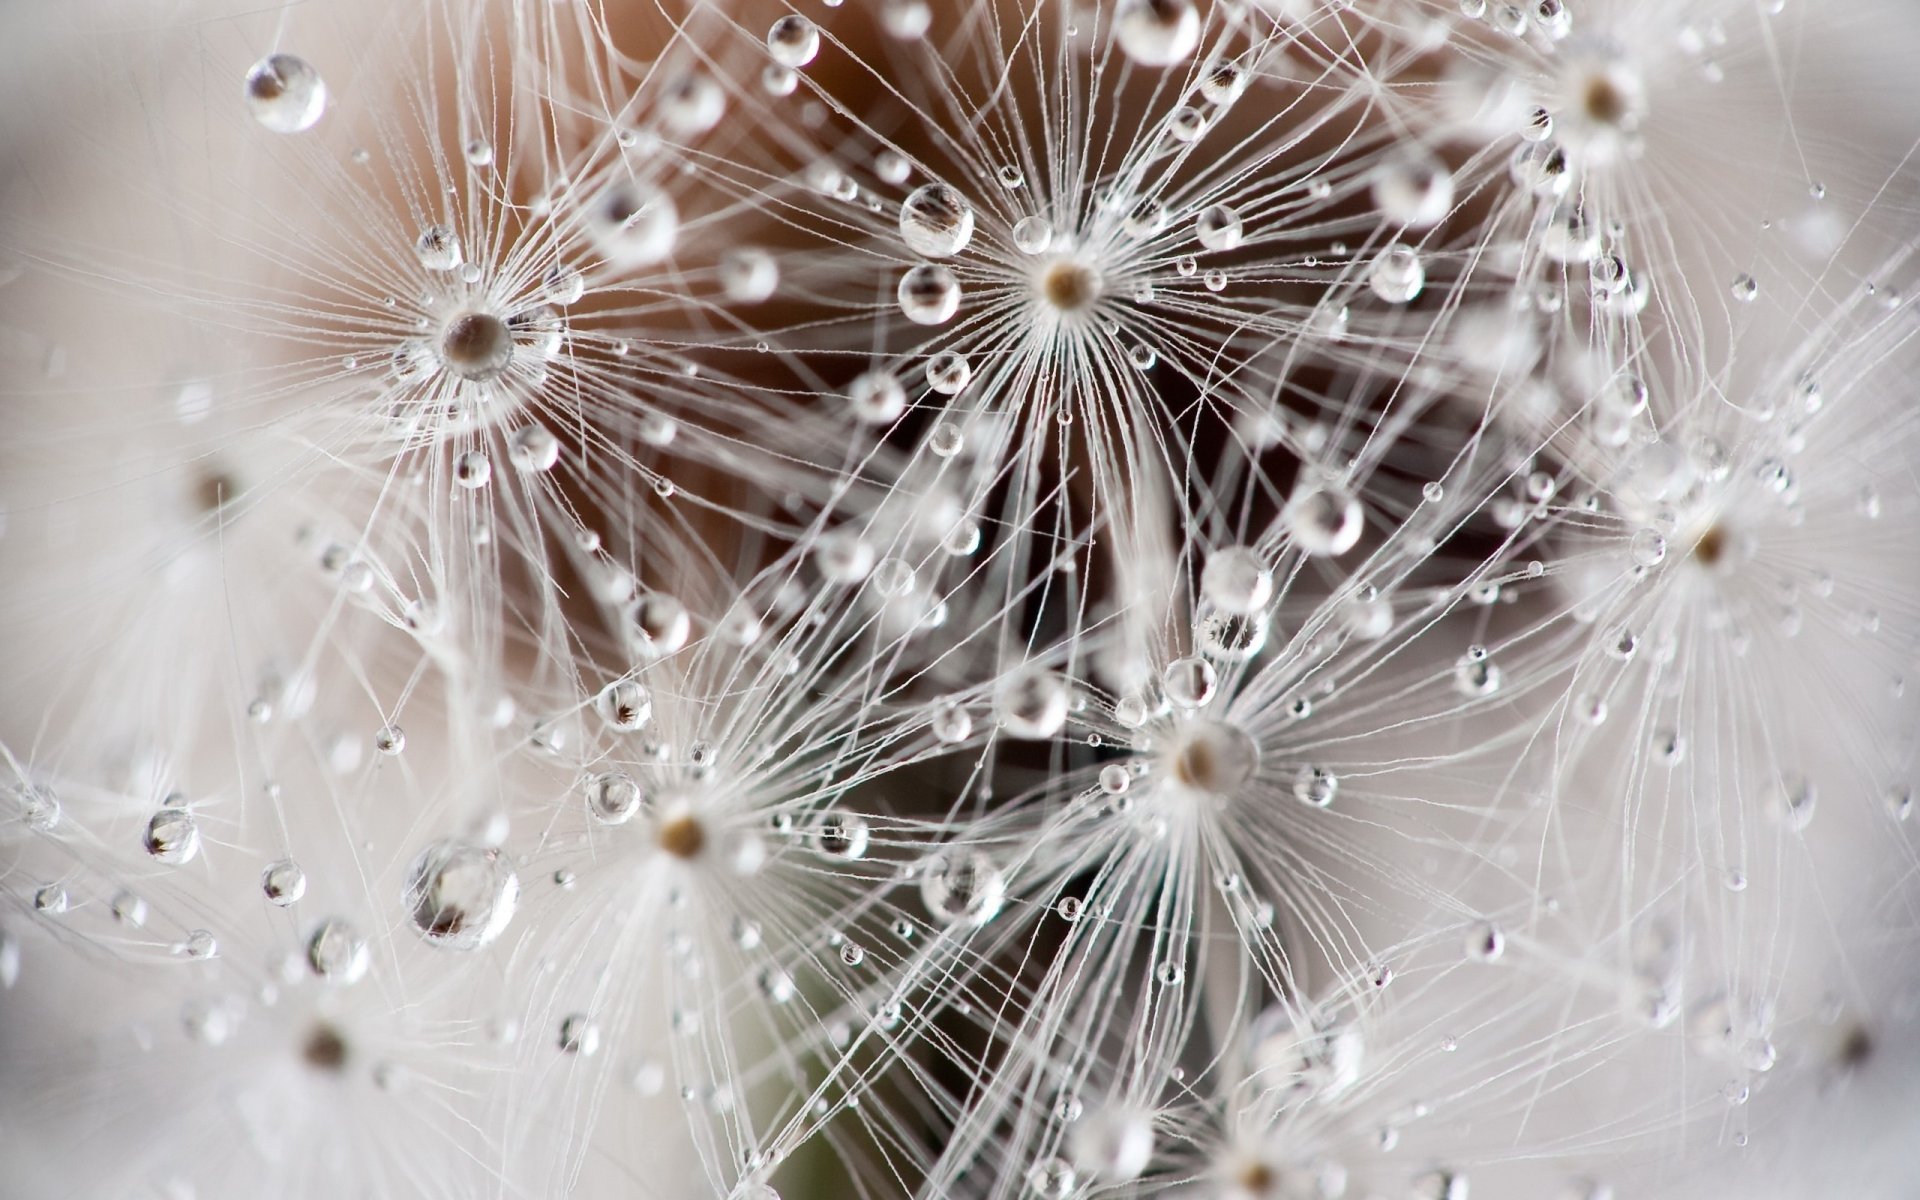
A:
[1371,147,1454,229]
[1114,0,1200,66]
[899,265,962,324]
[900,184,975,258]
[590,180,679,268]
[766,15,821,68]
[1368,243,1426,304]
[919,848,1007,926]
[1286,484,1363,556]
[403,839,520,950]
[1201,546,1273,614]
[245,54,328,133]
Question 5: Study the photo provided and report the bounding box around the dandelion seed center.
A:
[1165,720,1260,797]
[1037,257,1103,314]
[1691,523,1726,568]
[194,468,237,514]
[656,810,706,859]
[437,311,514,382]
[302,1022,349,1072]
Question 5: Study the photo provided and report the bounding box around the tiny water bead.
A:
[1027,1157,1079,1199]
[999,670,1069,738]
[812,811,872,861]
[374,724,407,754]
[899,265,962,324]
[925,351,972,395]
[591,180,679,268]
[1202,546,1273,614]
[1069,1108,1154,1181]
[588,770,644,825]
[13,783,61,833]
[1286,484,1363,556]
[1465,922,1506,963]
[595,679,653,731]
[1371,147,1454,229]
[930,699,973,743]
[1368,243,1426,304]
[920,848,1007,926]
[900,184,976,258]
[1731,273,1759,303]
[766,15,821,68]
[659,72,726,138]
[404,838,520,950]
[1292,765,1338,808]
[262,858,307,905]
[559,1013,601,1056]
[627,591,692,657]
[720,248,780,303]
[1195,204,1244,252]
[1162,656,1218,708]
[143,808,201,865]
[453,449,491,487]
[509,424,560,472]
[414,224,462,272]
[848,370,907,424]
[1114,0,1200,67]
[307,918,372,985]
[244,54,328,133]
[437,311,514,382]
[1012,216,1053,255]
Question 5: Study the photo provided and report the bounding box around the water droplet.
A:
[590,181,679,268]
[306,918,371,985]
[453,449,491,487]
[720,248,779,303]
[627,592,691,657]
[595,679,653,731]
[925,351,972,395]
[898,265,962,325]
[1163,656,1217,707]
[813,811,871,861]
[930,700,973,744]
[508,424,560,472]
[244,54,328,133]
[262,858,307,905]
[404,839,520,950]
[919,848,1006,926]
[1012,216,1053,255]
[847,370,907,424]
[1368,243,1425,303]
[900,184,976,258]
[1114,0,1199,66]
[144,808,201,865]
[1201,546,1272,614]
[414,224,462,272]
[1028,1157,1078,1199]
[1372,147,1454,229]
[588,770,644,825]
[1070,1107,1155,1181]
[1286,484,1363,556]
[1195,204,1243,251]
[1292,765,1338,808]
[559,1013,601,1055]
[766,15,821,67]
[1465,922,1505,963]
[999,670,1068,738]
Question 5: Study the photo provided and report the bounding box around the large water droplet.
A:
[403,839,520,950]
[245,54,328,133]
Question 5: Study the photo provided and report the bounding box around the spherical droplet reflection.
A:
[244,54,328,133]
[403,838,520,951]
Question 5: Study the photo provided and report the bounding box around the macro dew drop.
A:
[245,54,328,133]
